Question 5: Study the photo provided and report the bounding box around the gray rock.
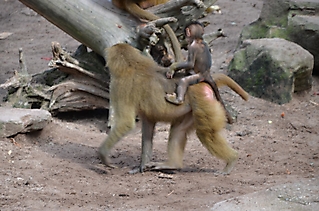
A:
[288,15,319,74]
[259,0,289,26]
[0,107,52,137]
[211,178,319,211]
[228,38,313,104]
[239,0,319,73]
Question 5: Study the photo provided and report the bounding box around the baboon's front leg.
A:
[140,117,156,172]
[129,115,156,174]
[98,113,136,168]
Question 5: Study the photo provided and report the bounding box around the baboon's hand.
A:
[166,69,175,79]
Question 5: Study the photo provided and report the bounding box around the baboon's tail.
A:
[187,84,238,164]
[213,73,249,101]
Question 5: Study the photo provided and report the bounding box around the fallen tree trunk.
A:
[19,0,136,59]
[19,0,217,58]
[1,0,220,114]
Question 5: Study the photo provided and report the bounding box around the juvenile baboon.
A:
[166,21,234,124]
[99,43,248,174]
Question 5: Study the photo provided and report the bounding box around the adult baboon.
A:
[99,43,248,174]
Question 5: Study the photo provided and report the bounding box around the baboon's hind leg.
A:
[189,84,238,174]
[198,131,238,174]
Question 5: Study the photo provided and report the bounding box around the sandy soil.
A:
[1,0,318,210]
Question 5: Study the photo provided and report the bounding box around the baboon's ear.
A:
[186,28,191,37]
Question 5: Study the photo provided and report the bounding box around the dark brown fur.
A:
[166,22,235,124]
[99,43,248,174]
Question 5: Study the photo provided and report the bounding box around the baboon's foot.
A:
[220,157,238,175]
[145,161,181,171]
[97,148,118,169]
[165,93,183,105]
[129,162,182,174]
[128,162,172,174]
[128,167,140,174]
[128,165,145,174]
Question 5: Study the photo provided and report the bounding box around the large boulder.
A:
[239,0,319,74]
[0,107,52,137]
[288,15,319,73]
[228,38,313,104]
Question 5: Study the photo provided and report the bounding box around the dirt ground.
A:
[1,0,319,210]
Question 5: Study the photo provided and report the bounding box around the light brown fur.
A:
[99,43,248,174]
[112,0,183,62]
[113,0,168,10]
